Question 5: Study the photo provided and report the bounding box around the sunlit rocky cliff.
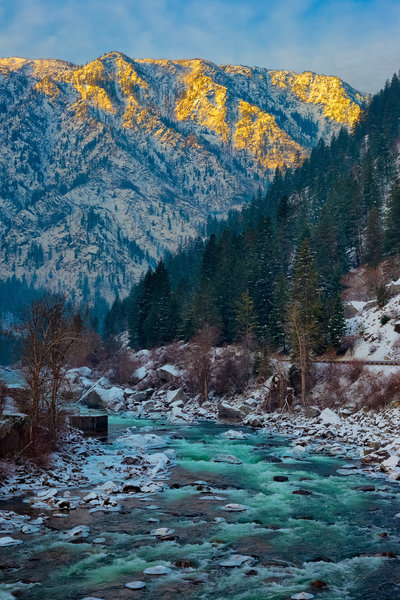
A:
[0,52,366,301]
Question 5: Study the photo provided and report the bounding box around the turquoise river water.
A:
[1,415,400,600]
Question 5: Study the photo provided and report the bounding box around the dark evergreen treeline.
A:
[105,73,400,352]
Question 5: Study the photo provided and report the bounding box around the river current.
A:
[1,414,400,600]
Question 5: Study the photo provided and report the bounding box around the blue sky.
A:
[0,0,398,92]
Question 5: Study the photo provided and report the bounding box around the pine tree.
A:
[236,290,256,340]
[289,239,322,405]
[328,295,346,349]
[364,205,382,267]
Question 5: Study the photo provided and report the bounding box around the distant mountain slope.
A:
[0,52,366,302]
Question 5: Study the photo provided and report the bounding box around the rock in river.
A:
[222,503,247,512]
[219,554,254,567]
[213,454,243,464]
[143,565,171,575]
[125,581,146,589]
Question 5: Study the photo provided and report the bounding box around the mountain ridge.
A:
[0,51,367,303]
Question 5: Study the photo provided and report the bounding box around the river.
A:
[1,415,400,600]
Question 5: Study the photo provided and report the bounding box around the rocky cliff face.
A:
[0,52,366,302]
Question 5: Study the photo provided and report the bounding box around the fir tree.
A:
[364,205,382,267]
[328,295,346,349]
[289,239,322,405]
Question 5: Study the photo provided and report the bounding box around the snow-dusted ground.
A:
[344,276,400,361]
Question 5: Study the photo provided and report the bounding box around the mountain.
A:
[120,72,400,351]
[0,51,366,303]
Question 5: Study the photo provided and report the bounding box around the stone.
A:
[305,406,321,418]
[37,488,58,500]
[125,581,146,589]
[311,580,327,588]
[213,454,243,464]
[274,476,289,482]
[59,525,90,541]
[167,406,192,424]
[82,389,107,410]
[0,536,22,546]
[292,445,307,459]
[219,554,254,567]
[244,414,264,427]
[166,388,187,405]
[319,408,341,426]
[129,391,148,403]
[151,528,175,537]
[218,402,243,423]
[222,429,249,440]
[123,479,142,493]
[157,365,180,382]
[382,455,400,469]
[98,481,120,494]
[21,525,39,534]
[344,303,360,318]
[143,565,171,575]
[172,559,196,569]
[352,485,375,492]
[121,433,165,449]
[222,503,247,512]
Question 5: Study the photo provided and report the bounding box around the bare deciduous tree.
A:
[21,295,83,448]
[186,325,219,404]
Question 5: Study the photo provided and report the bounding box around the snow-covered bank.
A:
[0,420,174,517]
[62,357,400,484]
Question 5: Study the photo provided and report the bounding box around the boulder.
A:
[222,503,247,512]
[344,303,360,318]
[59,525,90,541]
[66,366,92,380]
[157,365,180,382]
[218,402,243,423]
[0,414,31,458]
[292,445,307,459]
[166,388,187,405]
[319,408,341,426]
[219,555,254,567]
[305,405,321,418]
[222,430,249,440]
[143,565,171,575]
[83,389,106,409]
[381,455,400,469]
[121,432,166,449]
[213,454,243,464]
[387,281,400,298]
[134,365,150,381]
[167,406,192,424]
[0,536,23,546]
[244,414,264,427]
[128,391,148,403]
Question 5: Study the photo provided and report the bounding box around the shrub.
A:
[344,360,365,384]
[213,347,253,396]
[362,371,400,410]
[107,348,136,385]
[380,314,390,326]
